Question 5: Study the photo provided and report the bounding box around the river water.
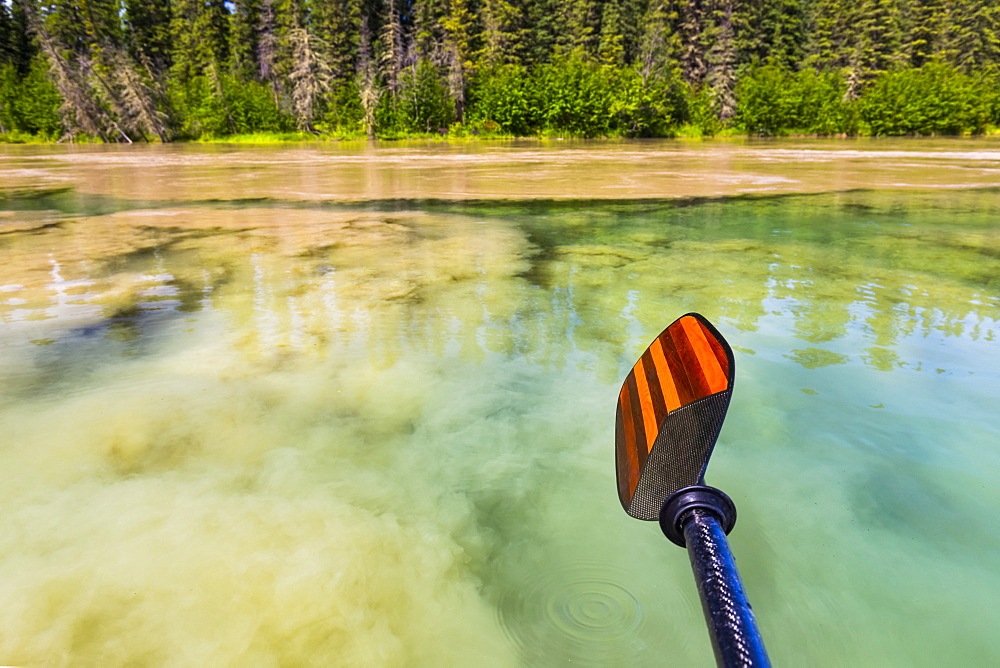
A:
[1,139,999,666]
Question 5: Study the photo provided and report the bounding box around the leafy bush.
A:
[473,56,688,138]
[686,85,725,136]
[860,62,990,136]
[467,64,540,136]
[325,82,366,136]
[0,59,63,138]
[168,73,292,139]
[612,65,688,137]
[393,58,455,134]
[535,54,617,137]
[225,78,294,134]
[736,63,858,135]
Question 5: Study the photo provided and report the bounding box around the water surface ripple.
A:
[0,142,998,667]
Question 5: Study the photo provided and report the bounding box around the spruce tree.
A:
[289,28,333,130]
[123,0,172,76]
[598,0,626,64]
[10,1,35,75]
[441,0,476,120]
[380,0,410,94]
[558,0,601,56]
[229,0,263,79]
[169,0,231,82]
[670,0,707,84]
[905,0,946,67]
[734,0,805,68]
[942,0,1000,71]
[312,0,365,84]
[704,0,736,121]
[1,2,15,69]
[479,0,519,66]
[855,0,903,74]
[807,0,856,68]
[518,0,560,64]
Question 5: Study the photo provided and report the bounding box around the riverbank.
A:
[4,126,1000,146]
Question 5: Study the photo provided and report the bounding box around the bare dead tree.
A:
[843,52,863,102]
[289,28,333,132]
[445,45,465,123]
[110,49,171,141]
[258,0,279,97]
[706,0,736,123]
[358,15,381,140]
[21,1,111,141]
[381,0,405,94]
[638,2,669,84]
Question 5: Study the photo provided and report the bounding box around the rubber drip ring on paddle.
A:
[658,485,737,547]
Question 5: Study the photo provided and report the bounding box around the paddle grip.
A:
[680,507,770,668]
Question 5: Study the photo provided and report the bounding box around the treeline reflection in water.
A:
[1,190,997,391]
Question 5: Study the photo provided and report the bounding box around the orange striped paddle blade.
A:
[615,313,735,520]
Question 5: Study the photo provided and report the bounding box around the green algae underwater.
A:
[1,155,1000,665]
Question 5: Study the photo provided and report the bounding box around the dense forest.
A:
[0,0,998,141]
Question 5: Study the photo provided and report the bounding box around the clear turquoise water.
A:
[1,158,999,665]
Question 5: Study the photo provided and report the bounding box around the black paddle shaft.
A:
[682,508,770,668]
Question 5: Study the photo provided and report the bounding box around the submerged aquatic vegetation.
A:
[0,147,999,665]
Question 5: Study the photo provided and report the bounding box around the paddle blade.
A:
[615,313,735,520]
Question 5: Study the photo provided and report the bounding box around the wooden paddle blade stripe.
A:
[615,314,733,510]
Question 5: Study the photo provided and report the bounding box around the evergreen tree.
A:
[0,3,11,68]
[312,0,364,84]
[169,0,231,82]
[807,0,856,67]
[229,0,263,79]
[556,0,601,56]
[357,12,381,138]
[598,0,627,65]
[11,1,35,74]
[941,0,1000,72]
[855,0,903,74]
[734,0,805,68]
[905,0,946,67]
[670,0,707,84]
[23,1,111,140]
[479,0,519,66]
[123,0,172,76]
[380,0,410,94]
[518,0,560,64]
[704,0,737,121]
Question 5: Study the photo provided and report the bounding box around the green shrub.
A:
[0,59,62,138]
[612,65,688,137]
[325,81,366,136]
[394,58,454,134]
[860,62,990,136]
[736,63,858,135]
[225,78,294,134]
[687,85,724,136]
[535,54,616,137]
[168,73,292,139]
[467,64,539,136]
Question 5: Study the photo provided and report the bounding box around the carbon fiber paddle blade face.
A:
[615,313,736,520]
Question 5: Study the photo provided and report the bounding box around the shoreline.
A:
[3,128,1000,147]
